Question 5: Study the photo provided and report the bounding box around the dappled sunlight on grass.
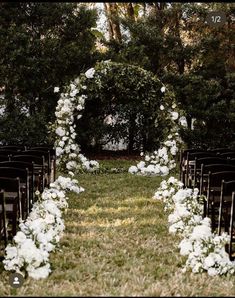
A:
[0,159,234,296]
[67,217,136,228]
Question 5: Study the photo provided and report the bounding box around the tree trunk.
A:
[126,3,135,21]
[186,115,192,130]
[104,3,122,43]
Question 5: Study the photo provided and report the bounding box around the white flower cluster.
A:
[168,188,203,236]
[129,132,180,176]
[153,176,184,211]
[179,218,235,275]
[154,178,235,275]
[54,67,99,174]
[3,176,84,279]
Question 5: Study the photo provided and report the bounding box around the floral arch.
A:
[3,61,182,279]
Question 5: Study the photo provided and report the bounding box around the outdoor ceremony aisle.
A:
[0,160,234,296]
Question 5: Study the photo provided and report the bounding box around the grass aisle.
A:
[0,160,235,296]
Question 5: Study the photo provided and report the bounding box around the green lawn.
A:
[0,159,234,296]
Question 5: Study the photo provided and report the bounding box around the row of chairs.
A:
[180,148,235,188]
[180,148,235,260]
[0,145,56,247]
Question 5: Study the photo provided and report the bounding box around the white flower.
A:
[56,147,63,157]
[145,155,150,162]
[204,254,215,269]
[179,239,193,256]
[207,267,218,276]
[171,111,179,120]
[161,86,166,93]
[128,166,138,174]
[85,68,95,78]
[160,105,165,110]
[179,116,187,127]
[28,263,51,280]
[191,224,212,241]
[14,231,27,244]
[55,127,66,137]
[54,87,60,93]
[137,161,145,169]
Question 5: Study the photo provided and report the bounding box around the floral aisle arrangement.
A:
[3,67,100,279]
[153,177,235,275]
[128,87,183,177]
[3,176,84,279]
[129,131,182,176]
[153,176,184,212]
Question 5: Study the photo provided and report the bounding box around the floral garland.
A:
[153,177,235,275]
[54,68,99,174]
[3,67,100,279]
[128,88,183,177]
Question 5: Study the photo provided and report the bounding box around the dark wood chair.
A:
[186,152,217,187]
[229,192,235,260]
[0,177,21,238]
[229,159,235,166]
[11,155,45,192]
[16,150,49,186]
[198,163,235,194]
[0,150,16,158]
[209,148,234,154]
[29,147,56,182]
[0,155,10,162]
[179,149,206,186]
[193,158,229,189]
[0,161,35,211]
[220,152,235,159]
[206,171,235,230]
[218,180,235,236]
[0,145,25,151]
[0,190,7,247]
[25,149,53,183]
[0,167,30,219]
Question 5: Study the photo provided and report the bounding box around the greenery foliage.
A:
[104,3,235,149]
[74,61,173,152]
[0,2,98,145]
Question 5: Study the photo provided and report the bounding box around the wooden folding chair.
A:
[206,171,235,231]
[179,148,205,186]
[0,167,30,219]
[29,147,56,183]
[0,190,8,247]
[218,180,235,235]
[0,155,10,162]
[229,191,235,260]
[0,161,35,211]
[0,177,21,238]
[199,163,235,195]
[0,145,25,151]
[194,157,228,190]
[11,155,45,192]
[186,152,217,188]
[220,152,235,159]
[209,148,234,154]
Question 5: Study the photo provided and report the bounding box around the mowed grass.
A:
[0,159,234,296]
